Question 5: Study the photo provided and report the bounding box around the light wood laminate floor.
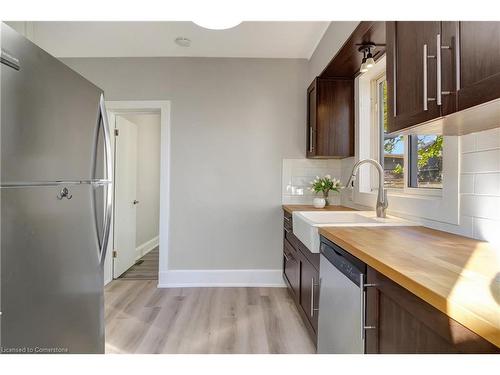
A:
[119,247,159,280]
[104,280,316,354]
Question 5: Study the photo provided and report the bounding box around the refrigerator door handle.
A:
[95,94,113,265]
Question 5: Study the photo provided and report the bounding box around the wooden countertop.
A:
[282,204,355,214]
[318,226,500,348]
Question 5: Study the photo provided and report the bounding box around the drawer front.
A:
[283,212,292,231]
[283,239,300,297]
[287,231,319,271]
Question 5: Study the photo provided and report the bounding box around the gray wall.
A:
[121,113,161,248]
[63,57,307,270]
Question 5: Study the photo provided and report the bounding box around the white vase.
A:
[313,197,326,209]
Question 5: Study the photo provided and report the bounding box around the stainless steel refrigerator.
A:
[0,23,112,353]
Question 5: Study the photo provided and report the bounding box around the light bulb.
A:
[360,62,368,73]
[366,56,375,68]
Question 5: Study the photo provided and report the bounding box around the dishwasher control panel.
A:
[320,239,366,287]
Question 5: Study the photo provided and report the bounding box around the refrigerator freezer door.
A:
[1,23,103,184]
[1,184,104,353]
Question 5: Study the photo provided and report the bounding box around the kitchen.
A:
[1,1,499,373]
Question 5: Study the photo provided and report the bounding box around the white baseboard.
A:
[135,236,159,260]
[104,275,113,286]
[158,269,285,288]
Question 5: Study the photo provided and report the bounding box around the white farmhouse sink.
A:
[292,211,417,253]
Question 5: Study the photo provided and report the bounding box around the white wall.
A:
[63,57,307,278]
[121,113,161,249]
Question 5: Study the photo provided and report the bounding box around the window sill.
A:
[363,187,443,199]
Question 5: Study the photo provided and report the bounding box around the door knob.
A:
[133,200,139,205]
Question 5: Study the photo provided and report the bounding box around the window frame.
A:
[371,75,442,197]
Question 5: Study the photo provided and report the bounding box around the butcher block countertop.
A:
[318,226,500,348]
[282,204,355,214]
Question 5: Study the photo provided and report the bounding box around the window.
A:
[376,77,404,188]
[408,135,443,189]
[375,77,443,190]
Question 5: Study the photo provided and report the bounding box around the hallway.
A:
[119,247,159,280]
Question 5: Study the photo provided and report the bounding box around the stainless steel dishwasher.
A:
[317,236,373,354]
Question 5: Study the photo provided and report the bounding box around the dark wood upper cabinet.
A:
[387,21,500,134]
[454,22,500,112]
[387,21,442,133]
[307,78,354,159]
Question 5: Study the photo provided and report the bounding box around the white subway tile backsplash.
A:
[475,127,500,151]
[474,173,500,196]
[460,174,474,194]
[457,128,500,243]
[460,133,476,153]
[282,158,342,204]
[473,217,500,243]
[291,176,312,187]
[292,168,332,179]
[461,194,500,221]
[461,149,500,173]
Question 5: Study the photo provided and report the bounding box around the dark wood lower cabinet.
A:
[283,212,499,353]
[282,211,319,345]
[365,267,499,354]
[299,253,319,333]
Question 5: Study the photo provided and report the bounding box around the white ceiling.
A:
[7,21,330,59]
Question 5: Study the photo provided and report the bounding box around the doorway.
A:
[103,101,170,285]
[113,112,160,280]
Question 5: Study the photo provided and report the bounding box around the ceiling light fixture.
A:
[193,20,241,30]
[357,43,384,74]
[360,50,368,73]
[175,37,191,47]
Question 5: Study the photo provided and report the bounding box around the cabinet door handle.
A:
[392,32,397,117]
[310,278,319,317]
[309,126,314,153]
[360,274,370,340]
[436,33,452,106]
[360,274,377,340]
[283,251,290,262]
[455,30,460,91]
[436,34,442,106]
[423,44,428,111]
[423,43,436,111]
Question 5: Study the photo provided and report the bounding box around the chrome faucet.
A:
[346,158,388,218]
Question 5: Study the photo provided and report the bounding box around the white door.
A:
[113,116,138,278]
